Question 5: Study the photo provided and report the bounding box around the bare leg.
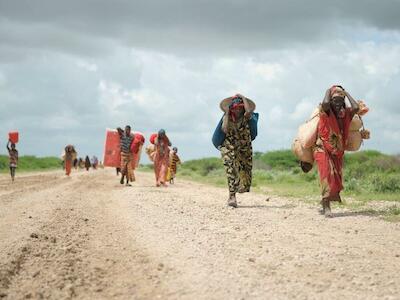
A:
[321,198,332,218]
[228,193,237,208]
[10,167,15,182]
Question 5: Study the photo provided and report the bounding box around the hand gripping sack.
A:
[297,108,320,148]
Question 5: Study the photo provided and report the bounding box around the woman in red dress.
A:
[154,129,171,187]
[314,86,359,217]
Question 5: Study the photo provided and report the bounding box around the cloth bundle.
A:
[345,101,370,151]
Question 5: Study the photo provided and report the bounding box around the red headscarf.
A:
[229,97,245,122]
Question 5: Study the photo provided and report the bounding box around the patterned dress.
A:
[168,152,181,180]
[314,108,353,201]
[220,116,253,194]
[8,149,18,168]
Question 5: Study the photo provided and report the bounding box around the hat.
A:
[219,95,256,113]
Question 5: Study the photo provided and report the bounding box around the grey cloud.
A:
[1,0,400,59]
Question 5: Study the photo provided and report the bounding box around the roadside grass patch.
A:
[0,155,62,173]
[174,150,399,219]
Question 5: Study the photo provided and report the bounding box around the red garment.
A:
[229,102,245,122]
[154,135,170,185]
[65,159,72,176]
[314,108,352,201]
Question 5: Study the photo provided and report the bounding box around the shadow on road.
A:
[331,211,380,218]
[238,204,296,209]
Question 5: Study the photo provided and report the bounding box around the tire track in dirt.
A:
[0,171,169,300]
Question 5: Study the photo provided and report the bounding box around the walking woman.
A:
[85,155,91,171]
[315,86,359,217]
[6,140,18,182]
[64,145,77,176]
[154,129,171,187]
[220,94,256,208]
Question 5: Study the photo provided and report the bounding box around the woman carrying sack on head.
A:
[219,94,256,208]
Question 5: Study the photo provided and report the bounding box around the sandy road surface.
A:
[0,170,399,300]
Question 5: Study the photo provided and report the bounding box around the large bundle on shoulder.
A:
[292,107,321,167]
[345,100,370,152]
[131,132,145,169]
[146,133,158,162]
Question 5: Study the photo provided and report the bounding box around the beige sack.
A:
[349,114,363,131]
[346,131,362,151]
[292,139,314,164]
[145,144,156,162]
[297,108,320,148]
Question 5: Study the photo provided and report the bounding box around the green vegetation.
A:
[0,155,62,173]
[174,150,400,221]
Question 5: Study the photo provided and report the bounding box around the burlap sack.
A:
[292,139,314,164]
[346,131,362,151]
[349,114,363,131]
[297,108,320,148]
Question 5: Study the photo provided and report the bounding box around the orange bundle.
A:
[358,100,369,116]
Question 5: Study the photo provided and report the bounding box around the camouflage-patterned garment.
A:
[220,116,253,194]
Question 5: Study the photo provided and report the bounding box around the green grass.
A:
[167,150,400,220]
[0,155,62,173]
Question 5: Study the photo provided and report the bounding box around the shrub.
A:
[368,174,400,193]
[258,150,298,170]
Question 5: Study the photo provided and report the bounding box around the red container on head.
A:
[8,131,19,144]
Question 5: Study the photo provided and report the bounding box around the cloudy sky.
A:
[1,0,399,160]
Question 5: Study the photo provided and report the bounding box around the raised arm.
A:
[345,91,360,117]
[237,94,253,118]
[222,113,229,133]
[321,88,331,112]
[6,140,10,151]
[116,127,124,137]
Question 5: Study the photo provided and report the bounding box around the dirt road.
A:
[0,170,399,300]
